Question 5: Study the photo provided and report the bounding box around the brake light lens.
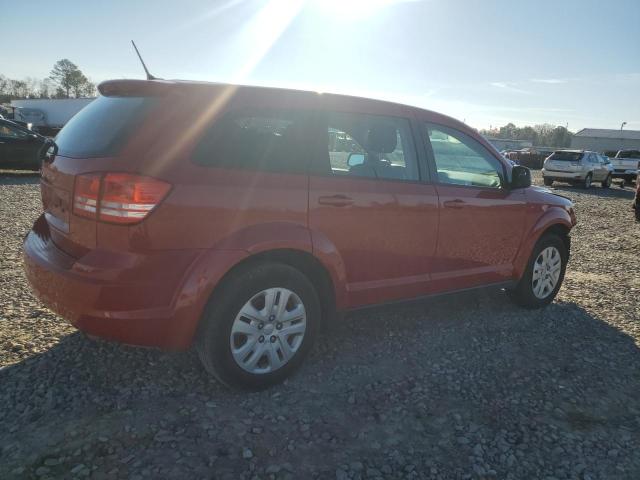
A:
[73,173,101,219]
[100,173,171,224]
[73,173,171,224]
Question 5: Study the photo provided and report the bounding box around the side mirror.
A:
[511,165,531,189]
[347,153,365,167]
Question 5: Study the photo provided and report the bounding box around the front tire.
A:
[196,263,321,390]
[508,233,568,309]
[583,173,592,189]
[601,174,612,188]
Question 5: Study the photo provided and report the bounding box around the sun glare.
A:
[310,0,419,18]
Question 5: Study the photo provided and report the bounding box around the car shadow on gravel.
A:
[0,172,40,186]
[2,289,640,477]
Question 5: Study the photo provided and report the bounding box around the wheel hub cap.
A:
[230,288,307,374]
[531,246,562,299]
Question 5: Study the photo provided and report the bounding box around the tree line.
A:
[0,59,96,103]
[479,123,573,148]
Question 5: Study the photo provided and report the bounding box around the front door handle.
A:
[443,199,466,209]
[318,194,354,207]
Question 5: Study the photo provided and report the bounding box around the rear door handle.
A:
[318,194,354,207]
[443,199,466,209]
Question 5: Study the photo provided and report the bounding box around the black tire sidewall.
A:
[198,263,320,390]
[514,234,568,309]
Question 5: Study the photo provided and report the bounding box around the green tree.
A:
[49,59,95,98]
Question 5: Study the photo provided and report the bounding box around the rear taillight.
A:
[73,173,171,224]
[73,173,101,219]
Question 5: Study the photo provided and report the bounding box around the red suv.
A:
[23,80,576,389]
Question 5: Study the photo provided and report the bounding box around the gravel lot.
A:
[1,170,639,480]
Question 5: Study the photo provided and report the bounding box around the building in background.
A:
[571,128,640,152]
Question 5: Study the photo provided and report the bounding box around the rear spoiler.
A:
[98,79,175,97]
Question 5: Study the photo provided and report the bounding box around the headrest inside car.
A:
[366,124,397,154]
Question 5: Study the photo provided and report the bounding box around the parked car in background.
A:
[634,177,640,221]
[610,150,640,185]
[23,79,576,389]
[0,118,46,170]
[9,98,95,137]
[542,150,612,188]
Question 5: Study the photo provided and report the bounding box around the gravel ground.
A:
[1,170,639,480]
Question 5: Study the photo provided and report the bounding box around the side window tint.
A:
[192,110,320,173]
[427,125,503,188]
[325,112,419,181]
[0,124,27,139]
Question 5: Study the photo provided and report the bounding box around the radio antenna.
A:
[131,40,157,80]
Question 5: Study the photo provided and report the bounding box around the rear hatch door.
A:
[546,151,583,171]
[41,95,158,257]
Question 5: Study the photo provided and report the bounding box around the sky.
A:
[2,0,640,131]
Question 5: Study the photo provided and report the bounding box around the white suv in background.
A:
[542,150,613,188]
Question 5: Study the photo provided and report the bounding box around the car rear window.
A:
[549,151,583,161]
[55,96,156,158]
[616,150,640,158]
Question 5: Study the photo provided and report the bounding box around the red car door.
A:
[308,107,439,308]
[422,123,527,292]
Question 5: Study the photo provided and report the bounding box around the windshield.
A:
[548,151,583,161]
[616,150,640,159]
[55,95,156,158]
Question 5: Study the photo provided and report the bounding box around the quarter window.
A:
[426,125,503,188]
[325,112,419,181]
[192,110,321,173]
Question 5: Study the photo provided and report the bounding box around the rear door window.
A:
[322,112,419,181]
[192,109,323,174]
[55,96,156,158]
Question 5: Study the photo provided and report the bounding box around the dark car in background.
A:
[0,118,46,170]
[634,179,640,221]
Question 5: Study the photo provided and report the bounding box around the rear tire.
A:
[582,173,592,189]
[196,262,320,390]
[508,233,568,309]
[601,174,612,188]
[543,177,553,186]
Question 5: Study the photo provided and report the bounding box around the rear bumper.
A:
[541,169,585,180]
[22,214,244,350]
